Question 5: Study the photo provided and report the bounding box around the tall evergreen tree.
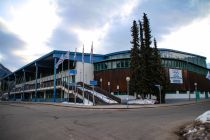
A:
[139,20,144,49]
[152,38,167,102]
[130,13,168,102]
[130,20,140,95]
[142,13,153,97]
[143,13,152,49]
[138,20,147,98]
[152,39,163,96]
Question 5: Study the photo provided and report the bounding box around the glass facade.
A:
[161,59,207,75]
[160,50,206,68]
[94,49,208,75]
[94,59,130,71]
[105,53,130,60]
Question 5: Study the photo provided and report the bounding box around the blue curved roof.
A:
[103,48,206,59]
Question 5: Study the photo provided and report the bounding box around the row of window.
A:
[94,59,130,71]
[105,53,130,60]
[103,51,207,68]
[94,59,207,75]
[162,59,207,75]
[160,51,206,68]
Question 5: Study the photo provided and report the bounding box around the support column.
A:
[23,69,26,101]
[14,73,16,101]
[30,92,33,100]
[7,77,10,100]
[53,57,57,102]
[35,63,38,102]
[44,91,46,101]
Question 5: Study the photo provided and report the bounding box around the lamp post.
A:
[194,82,197,90]
[194,82,197,102]
[187,60,191,101]
[155,84,161,104]
[108,81,110,93]
[100,78,102,89]
[117,85,119,95]
[126,77,130,108]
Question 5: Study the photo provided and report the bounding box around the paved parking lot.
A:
[0,101,210,140]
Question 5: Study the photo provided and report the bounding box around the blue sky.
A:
[0,0,210,71]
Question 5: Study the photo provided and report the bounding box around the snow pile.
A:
[62,102,92,106]
[128,99,156,104]
[178,121,210,140]
[178,111,210,139]
[196,110,210,123]
[186,128,197,134]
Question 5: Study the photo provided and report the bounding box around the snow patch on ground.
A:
[62,102,92,106]
[128,99,156,104]
[183,128,197,136]
[179,110,210,139]
[179,121,210,139]
[196,110,210,123]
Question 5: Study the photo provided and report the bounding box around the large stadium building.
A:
[0,48,210,104]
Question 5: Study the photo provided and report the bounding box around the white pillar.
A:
[30,93,32,100]
[44,91,46,100]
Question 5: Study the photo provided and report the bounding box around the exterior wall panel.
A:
[94,69,130,93]
[95,68,210,93]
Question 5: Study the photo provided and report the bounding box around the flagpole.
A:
[82,44,85,104]
[54,58,57,102]
[61,61,63,101]
[91,41,93,64]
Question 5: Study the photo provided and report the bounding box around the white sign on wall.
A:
[169,69,183,84]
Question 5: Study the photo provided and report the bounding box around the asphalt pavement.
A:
[0,100,210,140]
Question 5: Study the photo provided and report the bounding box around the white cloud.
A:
[0,53,3,62]
[159,14,210,64]
[71,22,110,52]
[70,0,139,53]
[6,0,60,63]
[117,0,140,20]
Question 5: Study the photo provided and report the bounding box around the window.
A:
[116,61,121,68]
[125,60,129,67]
[121,60,125,68]
[104,63,107,70]
[112,61,116,69]
[107,62,111,69]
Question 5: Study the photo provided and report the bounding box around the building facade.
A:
[1,49,210,102]
[94,49,210,97]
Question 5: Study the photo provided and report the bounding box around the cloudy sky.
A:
[0,0,210,71]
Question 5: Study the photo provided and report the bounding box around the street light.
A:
[194,82,197,90]
[187,60,191,101]
[117,85,119,95]
[126,77,130,108]
[100,78,103,89]
[194,82,198,102]
[108,81,110,93]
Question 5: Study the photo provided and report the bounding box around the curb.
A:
[1,99,210,110]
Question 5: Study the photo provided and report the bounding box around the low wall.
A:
[166,91,210,99]
[116,91,210,101]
